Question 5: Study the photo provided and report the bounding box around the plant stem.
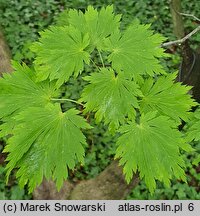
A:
[98,49,105,67]
[51,98,84,106]
[90,58,101,71]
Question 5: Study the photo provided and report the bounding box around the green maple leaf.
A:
[0,62,57,120]
[3,104,91,192]
[103,19,166,78]
[31,6,121,86]
[140,72,197,123]
[59,5,121,50]
[31,25,90,86]
[81,68,142,131]
[115,111,193,193]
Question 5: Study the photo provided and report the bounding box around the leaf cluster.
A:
[0,5,198,193]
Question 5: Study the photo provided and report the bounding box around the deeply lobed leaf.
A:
[32,5,121,86]
[115,112,193,193]
[0,62,57,120]
[63,5,121,50]
[140,72,197,123]
[32,26,90,87]
[81,68,142,131]
[103,19,166,79]
[3,104,91,192]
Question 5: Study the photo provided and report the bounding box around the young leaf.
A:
[140,72,197,123]
[4,104,91,192]
[0,62,57,120]
[81,68,142,131]
[31,26,90,86]
[103,20,166,78]
[115,112,192,193]
[63,5,121,50]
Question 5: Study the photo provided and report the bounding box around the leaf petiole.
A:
[98,49,105,67]
[51,98,84,106]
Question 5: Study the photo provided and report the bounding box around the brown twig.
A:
[179,12,200,22]
[161,25,200,47]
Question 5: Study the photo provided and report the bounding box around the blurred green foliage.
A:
[0,158,31,200]
[0,0,200,199]
[1,0,199,62]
